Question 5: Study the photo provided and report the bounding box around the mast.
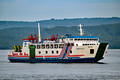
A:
[79,24,84,36]
[38,23,41,42]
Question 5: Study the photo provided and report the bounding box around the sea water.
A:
[0,49,120,79]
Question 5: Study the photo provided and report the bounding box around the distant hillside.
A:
[0,21,37,30]
[0,17,120,29]
[0,23,120,49]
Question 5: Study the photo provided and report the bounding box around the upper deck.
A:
[58,35,99,46]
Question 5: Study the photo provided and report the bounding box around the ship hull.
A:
[8,43,108,63]
[8,57,101,63]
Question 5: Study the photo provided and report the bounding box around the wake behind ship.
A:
[8,23,109,63]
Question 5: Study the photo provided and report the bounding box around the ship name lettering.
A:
[76,48,84,50]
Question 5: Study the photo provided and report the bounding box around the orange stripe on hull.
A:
[68,55,84,57]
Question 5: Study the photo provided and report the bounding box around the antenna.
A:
[79,24,84,36]
[38,23,41,42]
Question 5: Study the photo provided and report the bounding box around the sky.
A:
[0,0,120,21]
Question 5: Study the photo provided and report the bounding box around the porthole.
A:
[71,43,74,46]
[65,50,67,53]
[37,45,40,49]
[56,51,59,54]
[52,51,54,54]
[90,49,94,54]
[39,51,41,54]
[46,51,48,54]
[70,50,72,53]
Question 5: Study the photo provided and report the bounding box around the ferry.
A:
[8,23,109,63]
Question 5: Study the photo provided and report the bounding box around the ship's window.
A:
[90,49,94,54]
[75,39,77,41]
[37,45,40,49]
[81,39,83,40]
[59,44,64,48]
[70,39,73,41]
[94,39,97,41]
[39,51,41,54]
[46,44,49,49]
[56,51,59,54]
[24,43,27,47]
[78,39,80,41]
[46,51,48,54]
[54,44,58,48]
[71,43,74,46]
[70,50,72,53]
[52,51,54,54]
[65,50,67,53]
[50,44,53,49]
[41,44,45,49]
[67,43,70,46]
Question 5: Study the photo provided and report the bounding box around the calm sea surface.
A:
[0,49,120,80]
